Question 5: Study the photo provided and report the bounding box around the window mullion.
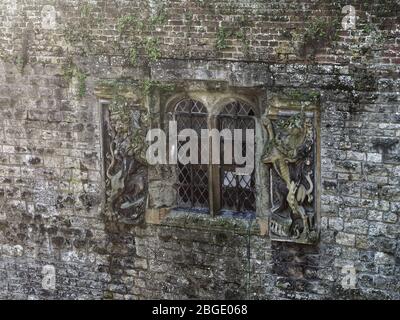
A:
[189,109,194,207]
[208,114,220,216]
[235,115,240,212]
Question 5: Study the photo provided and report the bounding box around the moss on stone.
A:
[62,59,88,99]
[215,26,229,51]
[286,89,321,103]
[140,79,176,97]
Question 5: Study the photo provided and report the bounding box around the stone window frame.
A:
[95,81,321,241]
[165,92,261,217]
[99,99,111,213]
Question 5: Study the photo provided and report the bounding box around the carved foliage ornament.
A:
[262,108,319,244]
[103,101,149,225]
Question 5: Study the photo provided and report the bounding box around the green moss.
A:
[61,3,184,65]
[141,79,153,96]
[361,20,386,45]
[293,15,340,58]
[96,78,137,100]
[362,21,376,34]
[62,59,87,99]
[164,211,257,235]
[117,11,164,63]
[235,29,250,55]
[117,15,144,34]
[80,3,92,18]
[304,16,340,46]
[144,37,161,62]
[62,60,74,82]
[76,70,87,99]
[63,3,101,54]
[305,18,331,39]
[140,79,175,96]
[184,11,193,21]
[286,89,320,103]
[216,16,251,54]
[129,47,138,66]
[149,5,167,26]
[103,291,114,300]
[117,5,166,35]
[216,26,229,50]
[15,55,27,73]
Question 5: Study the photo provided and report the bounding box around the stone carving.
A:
[103,103,149,225]
[262,109,318,243]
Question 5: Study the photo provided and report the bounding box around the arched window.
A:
[218,101,256,213]
[172,98,257,215]
[174,99,209,210]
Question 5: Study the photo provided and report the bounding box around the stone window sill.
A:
[145,207,268,236]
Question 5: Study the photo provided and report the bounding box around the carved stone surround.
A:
[96,81,321,243]
[97,83,149,226]
[263,94,321,244]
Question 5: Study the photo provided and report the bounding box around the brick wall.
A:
[0,0,399,299]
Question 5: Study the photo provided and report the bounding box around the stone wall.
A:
[0,0,399,299]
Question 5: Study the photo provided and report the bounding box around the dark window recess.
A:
[175,99,209,210]
[219,101,256,213]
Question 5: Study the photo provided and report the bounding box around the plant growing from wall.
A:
[76,71,87,99]
[286,89,321,104]
[144,37,161,62]
[140,79,175,97]
[62,59,88,99]
[116,3,168,64]
[293,16,340,59]
[215,15,252,56]
[235,29,250,56]
[15,55,27,73]
[129,48,138,66]
[356,17,387,60]
[63,3,102,55]
[216,26,229,51]
[117,14,146,35]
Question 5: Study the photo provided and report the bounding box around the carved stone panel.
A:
[102,103,149,225]
[262,109,319,244]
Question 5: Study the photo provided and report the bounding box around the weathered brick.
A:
[0,0,398,301]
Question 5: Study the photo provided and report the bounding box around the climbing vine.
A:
[62,58,88,99]
[291,16,341,59]
[215,15,251,57]
[63,3,102,55]
[116,3,167,64]
[140,79,176,97]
